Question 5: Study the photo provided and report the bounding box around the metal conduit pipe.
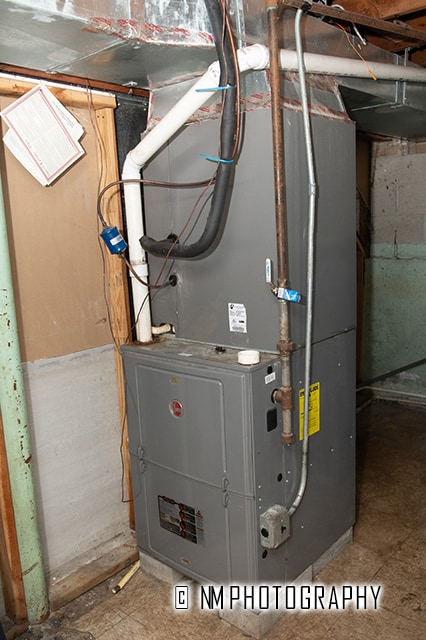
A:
[288,7,318,515]
[267,0,295,445]
[0,171,49,624]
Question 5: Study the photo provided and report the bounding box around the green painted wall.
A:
[361,147,426,400]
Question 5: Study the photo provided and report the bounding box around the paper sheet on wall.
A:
[0,83,85,186]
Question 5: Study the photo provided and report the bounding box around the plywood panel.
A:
[0,94,114,361]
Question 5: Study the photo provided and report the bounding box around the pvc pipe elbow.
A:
[237,44,270,72]
[123,153,143,177]
[151,323,174,336]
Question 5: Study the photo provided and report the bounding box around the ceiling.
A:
[1,1,426,85]
[1,1,426,139]
[328,0,426,67]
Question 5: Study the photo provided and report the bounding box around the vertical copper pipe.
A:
[267,1,288,288]
[267,1,295,444]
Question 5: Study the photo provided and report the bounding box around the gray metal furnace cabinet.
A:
[122,335,355,585]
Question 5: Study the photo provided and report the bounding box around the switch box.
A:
[260,505,291,549]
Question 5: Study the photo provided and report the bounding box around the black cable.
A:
[139,0,238,259]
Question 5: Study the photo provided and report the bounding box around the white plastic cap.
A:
[237,350,261,365]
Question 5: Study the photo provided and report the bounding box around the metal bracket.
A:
[137,446,145,473]
[222,476,230,508]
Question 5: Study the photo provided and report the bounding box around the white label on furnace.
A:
[228,303,247,333]
[265,372,276,384]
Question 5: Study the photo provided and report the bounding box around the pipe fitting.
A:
[151,323,174,336]
[273,386,293,411]
[281,431,295,445]
[277,339,294,356]
[237,44,270,72]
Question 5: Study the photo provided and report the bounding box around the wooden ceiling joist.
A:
[279,0,426,45]
[331,1,426,21]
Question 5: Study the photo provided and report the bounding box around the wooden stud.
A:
[94,107,135,530]
[0,413,27,623]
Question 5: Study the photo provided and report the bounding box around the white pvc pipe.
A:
[128,44,269,170]
[279,49,426,83]
[121,165,151,343]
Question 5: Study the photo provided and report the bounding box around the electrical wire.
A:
[149,174,217,287]
[97,176,216,229]
[84,86,136,504]
[335,23,376,79]
[84,83,129,353]
[97,176,217,292]
[219,0,241,160]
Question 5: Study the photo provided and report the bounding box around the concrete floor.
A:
[10,401,426,639]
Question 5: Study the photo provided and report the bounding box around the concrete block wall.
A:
[361,141,426,400]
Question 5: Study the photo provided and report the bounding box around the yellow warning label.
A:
[299,382,320,440]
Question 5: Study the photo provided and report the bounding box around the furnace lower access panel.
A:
[123,339,285,584]
[122,335,355,585]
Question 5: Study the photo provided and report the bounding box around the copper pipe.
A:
[267,1,294,444]
[267,0,287,288]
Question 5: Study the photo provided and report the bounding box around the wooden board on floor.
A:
[48,536,138,612]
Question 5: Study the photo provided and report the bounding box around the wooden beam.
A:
[332,0,426,20]
[0,413,27,623]
[0,64,148,101]
[0,75,117,110]
[332,1,380,18]
[94,107,135,530]
[411,48,426,66]
[48,535,138,611]
[366,31,425,52]
[279,0,426,43]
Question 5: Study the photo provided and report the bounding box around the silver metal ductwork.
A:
[338,76,426,139]
[1,1,426,137]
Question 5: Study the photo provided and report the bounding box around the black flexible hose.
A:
[139,0,237,259]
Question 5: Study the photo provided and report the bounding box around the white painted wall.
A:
[23,345,129,574]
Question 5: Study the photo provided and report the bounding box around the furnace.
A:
[122,100,356,588]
